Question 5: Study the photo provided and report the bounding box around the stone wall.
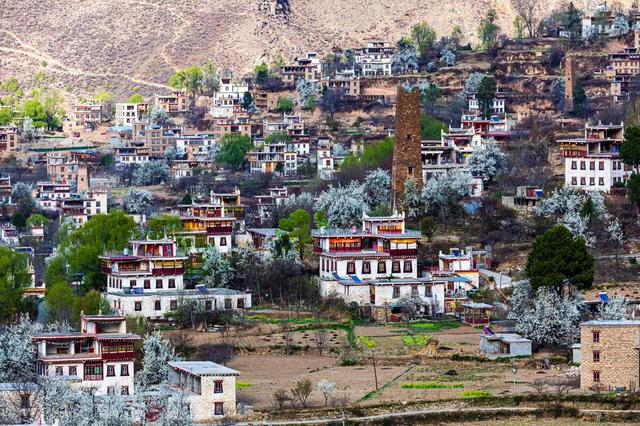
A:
[580,322,640,391]
[391,85,422,207]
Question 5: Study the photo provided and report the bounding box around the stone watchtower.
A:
[392,84,422,207]
[565,56,575,113]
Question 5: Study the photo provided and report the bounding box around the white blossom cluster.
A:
[133,160,170,186]
[363,168,391,209]
[123,189,154,215]
[421,169,471,214]
[609,15,630,37]
[597,297,628,320]
[403,178,423,219]
[202,245,236,288]
[468,141,506,182]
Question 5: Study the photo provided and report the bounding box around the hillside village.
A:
[6,1,640,425]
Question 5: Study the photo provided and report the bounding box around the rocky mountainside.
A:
[0,0,631,97]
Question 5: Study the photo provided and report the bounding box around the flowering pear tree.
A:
[421,169,471,216]
[123,189,154,215]
[136,331,179,388]
[609,15,630,37]
[402,178,423,219]
[0,315,41,383]
[513,287,580,348]
[316,182,369,228]
[133,160,170,186]
[468,141,506,183]
[597,297,628,320]
[440,49,456,67]
[202,246,235,288]
[363,168,391,210]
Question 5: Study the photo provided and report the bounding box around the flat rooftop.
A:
[169,361,239,376]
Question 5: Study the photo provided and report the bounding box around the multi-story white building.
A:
[354,41,395,76]
[211,78,249,118]
[168,361,240,421]
[102,238,250,319]
[60,190,108,226]
[33,314,140,395]
[115,103,146,127]
[315,213,480,319]
[558,122,629,192]
[33,181,73,211]
[281,52,322,85]
[247,142,297,177]
[468,94,506,115]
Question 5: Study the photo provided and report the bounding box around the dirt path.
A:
[0,29,171,90]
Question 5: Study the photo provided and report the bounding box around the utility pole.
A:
[512,359,517,394]
[372,349,379,390]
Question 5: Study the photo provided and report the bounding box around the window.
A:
[225,299,232,310]
[392,286,401,298]
[589,177,595,186]
[84,363,103,381]
[168,279,176,289]
[571,161,577,170]
[425,285,432,297]
[220,237,227,246]
[121,386,129,395]
[599,161,605,170]
[214,402,224,416]
[69,366,77,376]
[130,279,136,288]
[589,161,595,170]
[362,261,371,274]
[121,365,129,376]
[155,300,161,311]
[571,176,577,185]
[403,261,412,273]
[107,365,115,377]
[214,380,223,393]
[392,261,400,273]
[237,298,244,309]
[580,177,586,185]
[143,279,151,289]
[346,262,356,274]
[205,300,213,311]
[580,161,586,170]
[408,166,414,175]
[593,330,600,343]
[593,370,601,383]
[134,301,142,311]
[411,286,418,297]
[599,177,605,186]
[377,261,386,274]
[156,279,163,289]
[55,367,63,376]
[20,394,30,409]
[170,300,177,310]
[593,351,600,362]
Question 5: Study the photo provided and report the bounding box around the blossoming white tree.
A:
[136,331,179,388]
[402,178,423,219]
[597,297,628,320]
[123,189,154,215]
[316,182,369,228]
[133,160,170,186]
[468,141,506,183]
[363,168,391,210]
[421,169,471,216]
[609,14,630,37]
[202,246,235,288]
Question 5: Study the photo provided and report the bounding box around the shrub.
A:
[403,335,430,347]
[236,381,252,389]
[401,381,463,389]
[459,390,492,398]
[340,352,358,366]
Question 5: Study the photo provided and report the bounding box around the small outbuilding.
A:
[479,332,532,359]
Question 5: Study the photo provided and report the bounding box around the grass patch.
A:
[236,381,252,389]
[459,390,493,398]
[402,335,430,347]
[407,320,460,334]
[358,336,376,348]
[401,381,464,389]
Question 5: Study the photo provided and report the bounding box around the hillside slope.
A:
[0,0,630,97]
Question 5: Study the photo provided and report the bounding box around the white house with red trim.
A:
[33,314,140,395]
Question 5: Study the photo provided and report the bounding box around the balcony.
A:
[152,267,184,276]
[102,351,135,361]
[206,226,233,235]
[388,249,418,256]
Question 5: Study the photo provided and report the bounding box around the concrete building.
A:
[479,333,532,359]
[579,320,640,391]
[115,103,146,127]
[168,361,240,420]
[154,89,189,115]
[247,142,297,177]
[0,126,19,154]
[102,238,250,319]
[281,52,322,85]
[33,314,140,395]
[354,41,394,76]
[211,78,249,118]
[558,122,629,192]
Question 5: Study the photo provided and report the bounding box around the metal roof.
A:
[168,361,239,376]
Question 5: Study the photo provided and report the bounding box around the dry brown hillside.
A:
[0,0,633,98]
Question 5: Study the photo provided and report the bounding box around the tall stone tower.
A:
[392,84,422,207]
[565,56,575,113]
